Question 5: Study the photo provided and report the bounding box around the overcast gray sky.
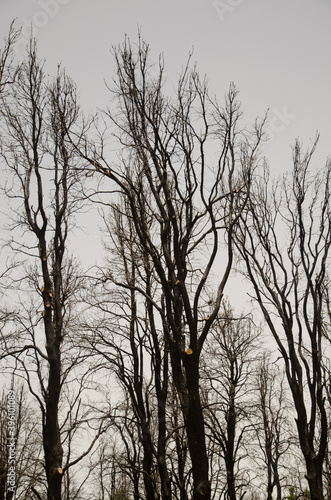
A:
[1,0,330,172]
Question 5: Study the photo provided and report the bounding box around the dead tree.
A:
[84,198,171,500]
[202,300,260,499]
[78,36,264,499]
[0,41,104,500]
[235,139,331,499]
[255,355,294,500]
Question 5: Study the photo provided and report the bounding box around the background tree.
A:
[235,140,331,499]
[255,355,295,500]
[0,21,20,96]
[83,197,172,500]
[202,300,260,499]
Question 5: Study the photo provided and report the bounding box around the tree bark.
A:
[183,353,211,500]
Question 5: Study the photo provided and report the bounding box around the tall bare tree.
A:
[235,139,331,499]
[0,40,104,500]
[76,36,265,499]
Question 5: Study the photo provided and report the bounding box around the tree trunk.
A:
[44,357,63,500]
[141,432,158,500]
[183,353,211,500]
[157,402,172,500]
[306,459,324,500]
[273,466,282,500]
[225,385,237,500]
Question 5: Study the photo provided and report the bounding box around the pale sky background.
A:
[0,0,330,297]
[1,0,330,172]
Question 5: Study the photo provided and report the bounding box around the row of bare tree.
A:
[0,24,330,500]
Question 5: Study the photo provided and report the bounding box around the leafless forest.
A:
[0,23,330,500]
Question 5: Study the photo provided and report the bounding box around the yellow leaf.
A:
[186,348,193,355]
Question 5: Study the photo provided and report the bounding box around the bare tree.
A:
[77,36,264,499]
[0,40,105,500]
[255,355,295,500]
[202,300,260,499]
[235,139,331,499]
[0,21,20,96]
[83,197,172,499]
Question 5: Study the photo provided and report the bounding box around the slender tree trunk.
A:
[273,467,282,500]
[147,277,171,500]
[173,391,188,500]
[41,235,64,500]
[225,386,237,500]
[157,399,171,500]
[265,439,273,500]
[44,358,63,500]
